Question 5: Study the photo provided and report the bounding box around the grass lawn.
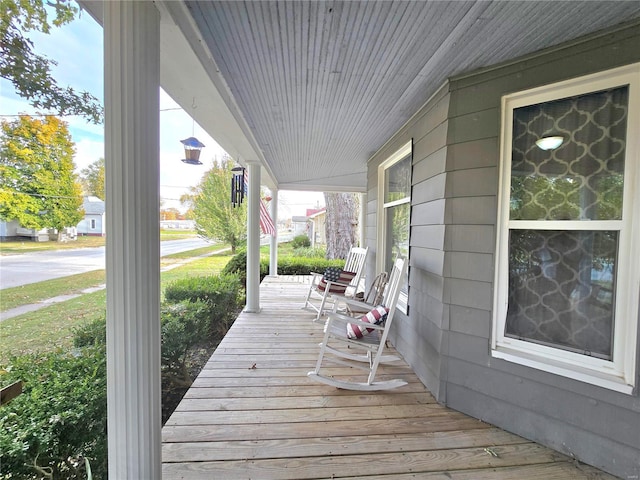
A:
[0,253,234,363]
[0,270,106,312]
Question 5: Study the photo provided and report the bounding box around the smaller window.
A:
[90,219,96,230]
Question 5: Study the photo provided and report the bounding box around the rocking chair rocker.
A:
[308,257,407,391]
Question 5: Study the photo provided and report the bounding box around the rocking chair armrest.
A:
[326,310,385,331]
[323,279,353,289]
[331,295,375,312]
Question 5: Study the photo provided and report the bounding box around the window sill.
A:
[492,346,634,395]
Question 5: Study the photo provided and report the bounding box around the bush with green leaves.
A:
[220,249,268,285]
[291,234,311,248]
[164,273,243,335]
[73,316,106,348]
[161,300,212,382]
[275,256,344,275]
[0,347,107,480]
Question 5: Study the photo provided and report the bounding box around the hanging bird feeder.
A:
[180,136,205,165]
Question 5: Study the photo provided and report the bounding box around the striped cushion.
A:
[346,305,389,339]
[317,270,356,294]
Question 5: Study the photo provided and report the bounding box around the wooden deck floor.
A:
[162,276,616,479]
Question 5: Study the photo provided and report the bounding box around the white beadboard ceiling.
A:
[181,1,640,192]
[85,1,640,192]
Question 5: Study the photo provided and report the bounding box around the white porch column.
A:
[269,189,278,276]
[359,192,367,247]
[246,162,261,312]
[104,3,161,478]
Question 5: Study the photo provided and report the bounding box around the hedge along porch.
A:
[365,22,640,479]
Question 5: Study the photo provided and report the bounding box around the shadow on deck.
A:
[162,275,615,479]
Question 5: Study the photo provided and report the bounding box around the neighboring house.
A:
[76,196,105,236]
[160,220,195,230]
[0,220,65,242]
[0,220,21,242]
[366,26,640,479]
[290,208,326,246]
[307,208,326,246]
[290,215,309,237]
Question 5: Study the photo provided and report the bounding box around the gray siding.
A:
[367,21,640,479]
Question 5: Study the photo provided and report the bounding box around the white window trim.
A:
[377,141,412,313]
[492,63,640,394]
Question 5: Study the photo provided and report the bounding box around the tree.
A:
[192,157,247,253]
[0,0,103,124]
[179,192,195,220]
[79,157,104,199]
[324,192,359,259]
[160,207,182,221]
[0,115,84,235]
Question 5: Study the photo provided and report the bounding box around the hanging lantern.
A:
[231,166,245,207]
[180,137,205,165]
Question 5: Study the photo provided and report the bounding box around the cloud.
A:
[74,138,104,172]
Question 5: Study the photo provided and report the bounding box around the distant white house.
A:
[77,195,106,236]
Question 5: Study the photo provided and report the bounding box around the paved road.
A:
[0,238,212,289]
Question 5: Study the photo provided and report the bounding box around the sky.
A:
[0,6,324,217]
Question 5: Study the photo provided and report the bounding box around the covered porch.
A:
[161,276,614,479]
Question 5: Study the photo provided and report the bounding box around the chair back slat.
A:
[343,246,368,288]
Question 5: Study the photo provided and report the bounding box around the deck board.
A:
[162,276,616,479]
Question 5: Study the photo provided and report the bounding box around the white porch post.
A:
[104,3,161,478]
[246,162,261,312]
[359,192,367,247]
[269,189,278,276]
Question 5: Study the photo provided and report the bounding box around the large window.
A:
[493,65,640,393]
[378,141,411,312]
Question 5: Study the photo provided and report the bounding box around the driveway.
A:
[0,238,212,289]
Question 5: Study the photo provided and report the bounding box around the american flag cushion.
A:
[346,305,389,339]
[317,269,356,294]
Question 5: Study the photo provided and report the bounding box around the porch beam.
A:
[269,189,278,276]
[104,2,161,478]
[246,162,261,312]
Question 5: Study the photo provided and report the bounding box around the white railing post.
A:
[104,2,161,478]
[269,189,278,276]
[246,162,261,312]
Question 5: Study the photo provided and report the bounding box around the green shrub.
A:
[164,273,244,337]
[0,347,107,480]
[161,300,212,381]
[291,234,311,248]
[73,316,107,347]
[221,249,269,284]
[275,256,344,275]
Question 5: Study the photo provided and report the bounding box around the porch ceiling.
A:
[179,1,640,193]
[88,1,640,192]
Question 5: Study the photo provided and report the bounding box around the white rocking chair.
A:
[303,246,368,322]
[308,257,407,391]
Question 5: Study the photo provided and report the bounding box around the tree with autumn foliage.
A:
[0,115,84,234]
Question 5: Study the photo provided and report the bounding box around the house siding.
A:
[367,21,640,479]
